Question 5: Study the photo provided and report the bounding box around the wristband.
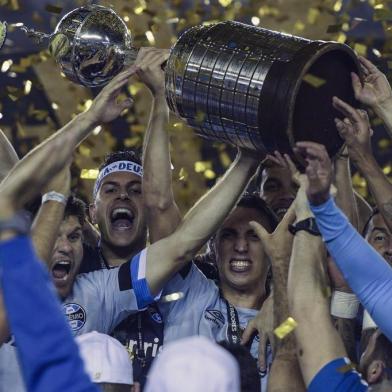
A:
[330,290,360,319]
[362,310,377,330]
[42,191,68,206]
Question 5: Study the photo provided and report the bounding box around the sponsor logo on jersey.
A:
[63,303,86,331]
[148,307,163,324]
[204,309,225,326]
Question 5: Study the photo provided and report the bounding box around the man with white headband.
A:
[80,47,180,388]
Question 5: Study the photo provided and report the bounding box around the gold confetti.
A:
[303,73,326,88]
[379,138,391,149]
[1,59,12,72]
[195,111,206,124]
[79,145,91,157]
[274,317,298,339]
[161,292,184,303]
[80,169,99,180]
[333,0,343,12]
[194,161,211,173]
[218,0,232,7]
[383,165,391,175]
[145,31,155,45]
[179,167,188,181]
[307,8,320,25]
[92,126,102,135]
[204,169,216,179]
[336,33,347,43]
[24,80,32,95]
[354,43,367,56]
[220,151,232,168]
[251,16,260,26]
[294,20,305,32]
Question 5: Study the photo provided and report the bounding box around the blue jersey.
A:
[0,249,150,392]
[158,263,270,391]
[309,357,368,392]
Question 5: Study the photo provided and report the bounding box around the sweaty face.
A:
[90,171,146,249]
[260,165,298,221]
[366,214,392,266]
[215,207,270,293]
[50,215,84,298]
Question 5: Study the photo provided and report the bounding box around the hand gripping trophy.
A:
[0,4,361,157]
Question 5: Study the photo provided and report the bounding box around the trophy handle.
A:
[18,24,52,44]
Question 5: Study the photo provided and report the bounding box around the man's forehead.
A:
[369,213,391,234]
[222,206,270,230]
[101,170,141,185]
[261,164,291,182]
[60,215,82,232]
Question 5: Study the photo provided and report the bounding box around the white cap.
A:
[76,331,133,385]
[145,336,240,392]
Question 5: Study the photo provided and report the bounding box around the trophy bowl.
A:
[166,21,360,158]
[50,4,135,87]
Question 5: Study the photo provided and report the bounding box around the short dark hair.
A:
[218,341,261,392]
[64,195,86,225]
[99,150,142,171]
[236,193,278,232]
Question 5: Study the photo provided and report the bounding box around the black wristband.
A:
[289,217,321,236]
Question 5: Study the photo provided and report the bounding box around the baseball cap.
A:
[145,336,240,392]
[76,331,133,385]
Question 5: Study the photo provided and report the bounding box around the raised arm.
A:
[138,47,181,243]
[286,150,348,388]
[144,149,260,296]
[0,66,136,212]
[298,141,392,342]
[250,155,305,392]
[351,56,392,139]
[333,96,392,233]
[0,130,18,182]
[31,166,70,264]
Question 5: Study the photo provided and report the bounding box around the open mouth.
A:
[275,207,288,217]
[110,207,134,230]
[52,260,71,281]
[230,259,252,273]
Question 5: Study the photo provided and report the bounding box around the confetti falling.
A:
[303,73,326,88]
[160,292,184,303]
[274,317,298,339]
[0,0,389,207]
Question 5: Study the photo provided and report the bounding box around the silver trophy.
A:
[2,4,138,87]
[1,6,360,156]
[166,21,360,157]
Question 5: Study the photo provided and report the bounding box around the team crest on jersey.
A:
[205,309,225,326]
[63,303,86,331]
[148,307,163,324]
